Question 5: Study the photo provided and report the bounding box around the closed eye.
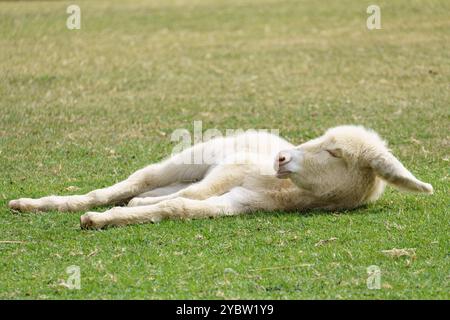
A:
[326,149,340,158]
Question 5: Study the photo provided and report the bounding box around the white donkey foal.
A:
[9,125,433,229]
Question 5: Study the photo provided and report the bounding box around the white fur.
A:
[8,125,432,229]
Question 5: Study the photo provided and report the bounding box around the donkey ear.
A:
[369,151,433,194]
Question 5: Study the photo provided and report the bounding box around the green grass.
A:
[0,0,449,299]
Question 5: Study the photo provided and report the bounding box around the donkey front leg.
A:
[80,187,256,229]
[9,160,210,213]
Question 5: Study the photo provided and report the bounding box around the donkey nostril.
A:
[279,156,286,162]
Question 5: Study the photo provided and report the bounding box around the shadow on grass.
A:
[244,204,377,220]
[3,200,385,232]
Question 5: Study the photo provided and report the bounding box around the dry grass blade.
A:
[315,237,338,247]
[249,263,313,272]
[87,248,99,257]
[0,240,27,244]
[381,248,416,258]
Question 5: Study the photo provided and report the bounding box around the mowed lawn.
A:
[0,0,449,299]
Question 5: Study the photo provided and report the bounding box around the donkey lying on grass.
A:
[9,125,433,229]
